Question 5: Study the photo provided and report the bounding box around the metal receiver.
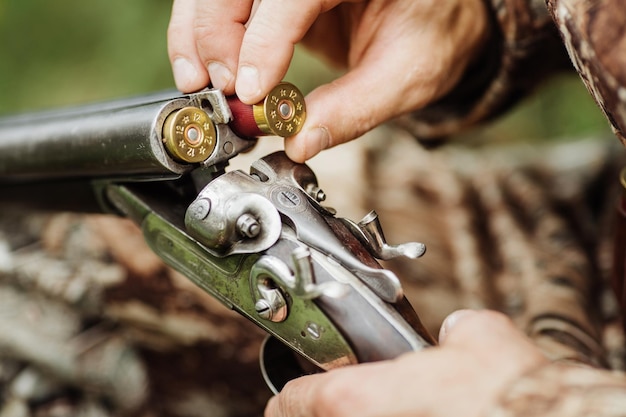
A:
[0,82,434,393]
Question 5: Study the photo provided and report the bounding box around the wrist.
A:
[397,0,570,142]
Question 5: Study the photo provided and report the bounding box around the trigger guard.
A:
[260,335,323,394]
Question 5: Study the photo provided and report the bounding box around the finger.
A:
[265,367,383,417]
[265,359,428,417]
[264,374,326,417]
[440,310,547,375]
[264,396,280,417]
[236,0,344,103]
[438,309,475,344]
[193,0,254,94]
[168,0,209,92]
[283,0,486,162]
[440,310,518,347]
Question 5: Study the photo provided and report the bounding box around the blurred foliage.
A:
[0,0,613,142]
[0,0,175,111]
[460,74,613,144]
[0,0,336,113]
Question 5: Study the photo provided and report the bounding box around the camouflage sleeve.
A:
[397,0,626,144]
[546,0,626,144]
[487,363,626,417]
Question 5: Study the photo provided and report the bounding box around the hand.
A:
[264,310,548,417]
[167,0,489,162]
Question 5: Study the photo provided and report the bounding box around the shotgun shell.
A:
[162,107,217,163]
[228,82,306,138]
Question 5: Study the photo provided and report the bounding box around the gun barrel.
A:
[0,92,190,182]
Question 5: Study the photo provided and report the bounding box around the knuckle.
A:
[166,24,177,44]
[274,380,303,415]
[285,143,308,163]
[193,22,219,46]
[310,374,360,417]
[166,28,183,55]
[242,25,275,56]
[274,377,348,417]
[167,19,192,59]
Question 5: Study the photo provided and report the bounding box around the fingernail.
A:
[304,127,330,160]
[439,309,475,344]
[208,62,233,91]
[236,65,261,102]
[172,58,198,92]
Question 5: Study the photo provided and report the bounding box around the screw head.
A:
[188,198,211,221]
[305,322,323,340]
[255,300,272,320]
[237,214,261,238]
[305,184,326,202]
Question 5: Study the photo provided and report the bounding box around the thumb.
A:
[283,57,438,162]
[438,309,477,344]
[439,310,525,348]
[438,309,547,376]
[283,70,382,163]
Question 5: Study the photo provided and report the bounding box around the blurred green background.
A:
[0,0,613,143]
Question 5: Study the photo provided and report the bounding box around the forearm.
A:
[399,0,572,141]
[546,0,626,144]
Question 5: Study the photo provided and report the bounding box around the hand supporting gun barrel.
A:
[0,83,435,392]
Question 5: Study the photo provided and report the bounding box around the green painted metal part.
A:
[107,182,356,370]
